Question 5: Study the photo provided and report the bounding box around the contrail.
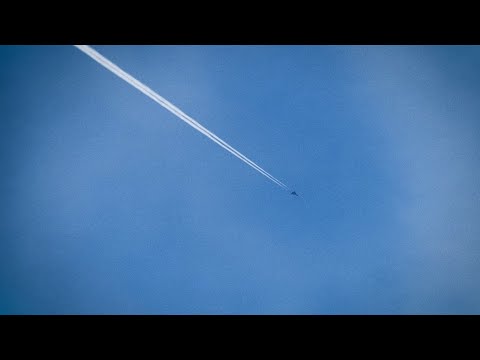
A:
[74,45,289,190]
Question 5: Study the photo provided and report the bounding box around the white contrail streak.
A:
[74,45,289,190]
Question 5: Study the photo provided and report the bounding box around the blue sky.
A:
[1,45,479,314]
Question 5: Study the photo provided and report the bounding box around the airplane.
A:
[291,191,298,196]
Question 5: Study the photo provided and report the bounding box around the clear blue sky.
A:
[1,45,480,314]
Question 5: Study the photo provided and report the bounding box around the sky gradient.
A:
[1,45,479,314]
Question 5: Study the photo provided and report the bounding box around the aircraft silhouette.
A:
[291,191,298,196]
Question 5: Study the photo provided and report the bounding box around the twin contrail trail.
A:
[74,45,289,190]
